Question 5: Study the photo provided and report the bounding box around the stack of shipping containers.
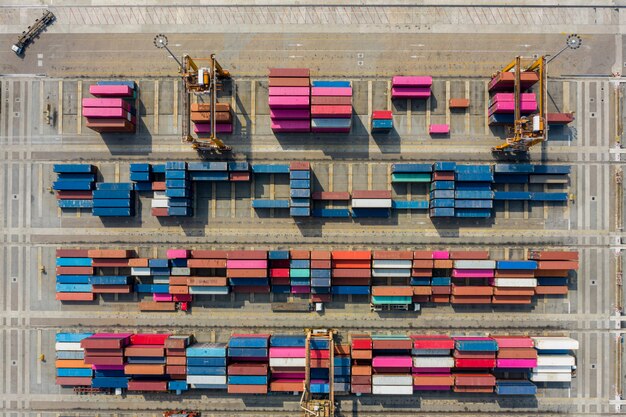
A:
[429,162,456,217]
[371,110,393,133]
[186,342,227,389]
[82,333,132,391]
[411,335,455,392]
[269,68,311,133]
[53,164,96,210]
[391,76,432,99]
[92,182,135,217]
[124,334,171,392]
[55,252,94,301]
[56,333,93,387]
[488,92,537,125]
[165,335,191,393]
[227,250,269,294]
[371,335,413,395]
[531,337,579,383]
[454,165,494,218]
[530,250,579,296]
[269,335,306,393]
[309,335,331,395]
[488,71,539,125]
[269,251,290,295]
[289,161,312,217]
[164,161,192,217]
[350,334,373,394]
[227,334,270,394]
[351,190,392,218]
[493,335,538,395]
[430,251,455,304]
[311,250,332,303]
[411,250,435,305]
[453,337,498,393]
[165,249,192,305]
[84,81,137,133]
[334,341,351,393]
[492,260,538,304]
[191,102,233,135]
[310,80,353,133]
[187,250,229,297]
[129,163,152,192]
[451,255,495,305]
[331,251,371,297]
[88,249,132,296]
[290,249,311,296]
[371,251,413,308]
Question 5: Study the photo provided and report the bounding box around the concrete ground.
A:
[0,1,624,416]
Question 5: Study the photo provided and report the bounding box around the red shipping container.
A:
[528,250,578,261]
[411,336,454,350]
[332,260,371,269]
[56,377,92,386]
[130,334,170,345]
[351,338,373,350]
[432,172,455,181]
[151,208,168,217]
[289,161,310,170]
[372,250,413,260]
[454,351,495,359]
[166,365,187,375]
[310,105,352,118]
[497,348,537,359]
[372,110,393,120]
[56,190,93,200]
[331,251,371,260]
[269,68,310,78]
[56,249,90,257]
[83,356,124,365]
[56,266,93,275]
[152,182,166,191]
[351,384,372,394]
[127,380,168,392]
[412,268,433,277]
[310,350,330,359]
[372,339,412,350]
[311,191,351,201]
[454,373,496,386]
[311,294,331,303]
[230,172,250,181]
[537,261,578,270]
[351,375,372,385]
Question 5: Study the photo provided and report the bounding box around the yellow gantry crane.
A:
[300,328,336,417]
[491,55,547,155]
[180,54,232,152]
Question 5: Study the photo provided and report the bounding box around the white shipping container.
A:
[153,277,170,284]
[351,198,392,208]
[453,260,496,269]
[270,357,307,367]
[131,267,151,276]
[153,191,168,199]
[151,199,169,208]
[532,365,574,373]
[372,375,413,386]
[494,278,537,288]
[372,268,411,278]
[537,355,576,367]
[372,385,414,395]
[189,383,227,389]
[55,342,83,351]
[529,175,569,184]
[372,260,413,269]
[171,267,191,276]
[530,372,572,382]
[531,337,579,351]
[411,349,451,356]
[333,383,350,392]
[186,375,227,385]
[412,356,454,368]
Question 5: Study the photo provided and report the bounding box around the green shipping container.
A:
[391,173,432,183]
[290,268,310,278]
[371,295,412,305]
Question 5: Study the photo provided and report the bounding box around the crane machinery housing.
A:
[300,328,336,417]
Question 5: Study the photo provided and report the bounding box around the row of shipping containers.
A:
[83,81,137,133]
[54,248,578,306]
[55,332,578,395]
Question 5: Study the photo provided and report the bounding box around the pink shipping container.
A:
[429,124,450,134]
[491,93,536,103]
[311,87,352,97]
[432,251,450,260]
[270,269,290,278]
[269,347,306,358]
[496,359,537,368]
[153,293,173,302]
[89,85,133,97]
[227,260,268,269]
[391,87,431,98]
[392,76,433,87]
[269,87,310,96]
[270,109,310,119]
[488,101,537,115]
[291,286,310,294]
[82,98,131,110]
[271,119,311,132]
[268,96,310,109]
[194,123,233,134]
[83,107,131,119]
[310,105,352,118]
[167,249,189,259]
[372,356,412,368]
[452,269,495,278]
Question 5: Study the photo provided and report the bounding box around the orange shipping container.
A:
[226,269,267,278]
[450,295,492,304]
[452,286,493,296]
[449,250,489,260]
[190,111,232,123]
[431,286,451,295]
[332,268,371,278]
[138,301,176,311]
[187,259,227,268]
[56,292,94,301]
[191,250,228,259]
[332,260,371,269]
[311,260,331,269]
[124,364,165,375]
[128,258,149,267]
[187,277,228,286]
[413,375,454,385]
[268,77,310,87]
[449,98,470,108]
[351,365,372,376]
[491,295,532,304]
[270,380,304,392]
[334,344,351,355]
[413,251,433,259]
[310,251,331,260]
[413,260,434,268]
[534,286,568,295]
[412,268,433,277]
[166,356,188,365]
[528,250,578,261]
[537,261,578,270]
[431,294,450,303]
[493,287,535,296]
[290,250,310,260]
[169,276,189,285]
[56,359,92,369]
[87,249,132,259]
[412,286,432,296]
[92,285,131,294]
[331,251,371,260]
[372,251,413,260]
[169,286,189,295]
[227,384,268,394]
[497,348,537,359]
[372,286,413,296]
[351,350,372,360]
[310,358,330,368]
[190,102,231,112]
[534,269,570,277]
[433,260,453,269]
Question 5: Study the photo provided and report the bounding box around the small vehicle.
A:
[12,10,55,55]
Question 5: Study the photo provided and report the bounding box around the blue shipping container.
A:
[53,164,93,174]
[392,163,432,173]
[252,164,290,174]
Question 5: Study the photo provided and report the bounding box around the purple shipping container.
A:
[268,96,310,109]
[83,107,131,119]
[311,87,352,97]
[269,347,306,358]
[372,356,412,368]
[82,98,131,110]
[391,87,431,99]
[491,93,537,103]
[488,101,537,115]
[194,123,233,134]
[413,385,451,391]
[291,286,310,294]
[167,249,189,259]
[432,251,450,260]
[392,76,433,87]
[272,372,305,379]
[269,87,310,96]
[496,359,537,368]
[429,124,450,134]
[271,119,311,132]
[227,260,268,269]
[89,85,133,97]
[270,109,311,119]
[452,269,495,278]
[153,293,173,302]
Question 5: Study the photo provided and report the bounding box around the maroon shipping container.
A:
[432,172,455,181]
[228,363,268,375]
[83,356,124,365]
[56,249,90,257]
[332,268,371,278]
[449,251,490,260]
[124,346,165,357]
[56,266,93,275]
[166,348,188,357]
[310,251,331,260]
[311,260,331,269]
[546,113,575,124]
[290,161,310,171]
[226,250,267,260]
[127,380,168,392]
[81,338,127,349]
[268,78,310,87]
[191,250,228,259]
[56,377,92,386]
[372,367,412,373]
[494,270,536,278]
[56,191,93,200]
[311,96,353,106]
[187,259,227,268]
[454,373,496,386]
[82,348,124,356]
[311,294,331,303]
[88,249,132,259]
[290,250,310,260]
[91,259,130,267]
[454,351,496,359]
[166,365,187,375]
[351,384,372,394]
[412,268,433,277]
[351,190,391,199]
[372,339,413,350]
[311,191,351,201]
[92,285,131,294]
[372,251,413,260]
[431,286,452,295]
[269,68,310,78]
[351,375,372,385]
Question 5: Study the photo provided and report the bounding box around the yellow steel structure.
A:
[181,54,231,152]
[300,328,336,417]
[492,55,547,155]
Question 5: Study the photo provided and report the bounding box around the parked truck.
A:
[11,11,55,55]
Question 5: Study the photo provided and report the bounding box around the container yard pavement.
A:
[0,1,624,417]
